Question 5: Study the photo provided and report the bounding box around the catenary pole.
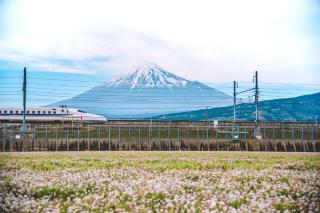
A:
[21,67,27,134]
[254,71,259,127]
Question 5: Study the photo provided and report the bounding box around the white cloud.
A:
[0,0,319,83]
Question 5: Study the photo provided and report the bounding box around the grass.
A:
[1,151,319,171]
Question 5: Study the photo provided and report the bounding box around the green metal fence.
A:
[1,123,319,151]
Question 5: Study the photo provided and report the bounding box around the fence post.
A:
[168,126,171,151]
[225,126,228,150]
[282,124,287,152]
[253,127,256,145]
[197,125,199,151]
[292,127,296,152]
[45,124,48,151]
[158,126,161,150]
[77,124,80,151]
[216,128,219,151]
[10,125,13,151]
[2,126,6,152]
[129,126,131,151]
[312,126,315,152]
[188,127,190,151]
[273,125,276,151]
[139,125,141,150]
[34,125,36,151]
[118,126,121,151]
[66,125,69,151]
[178,127,181,150]
[263,127,267,151]
[98,125,101,151]
[244,126,248,151]
[87,125,90,151]
[302,126,306,152]
[148,126,151,151]
[55,125,58,151]
[108,126,111,151]
[206,125,209,151]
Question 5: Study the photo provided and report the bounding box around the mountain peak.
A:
[104,62,189,89]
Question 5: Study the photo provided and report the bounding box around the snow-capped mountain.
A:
[104,62,189,88]
[51,62,232,119]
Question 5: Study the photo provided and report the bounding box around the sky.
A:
[0,0,320,106]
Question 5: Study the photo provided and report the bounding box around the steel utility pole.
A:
[254,71,259,127]
[233,81,237,122]
[21,67,27,134]
[232,71,259,125]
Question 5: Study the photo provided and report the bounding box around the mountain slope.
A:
[50,62,232,118]
[151,92,320,121]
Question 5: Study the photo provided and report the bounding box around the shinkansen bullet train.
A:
[0,107,107,123]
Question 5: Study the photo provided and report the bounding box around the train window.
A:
[67,110,69,113]
[53,111,56,114]
[43,111,46,114]
[4,111,7,114]
[16,111,19,114]
[10,111,13,114]
[48,111,51,114]
[32,111,35,114]
[38,111,40,114]
[0,111,1,114]
[62,109,64,113]
[27,111,30,114]
[21,111,24,114]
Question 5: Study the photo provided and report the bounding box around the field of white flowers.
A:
[0,152,319,212]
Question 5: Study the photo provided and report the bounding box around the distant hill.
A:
[50,62,232,119]
[151,92,320,121]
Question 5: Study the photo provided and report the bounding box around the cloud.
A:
[0,0,319,83]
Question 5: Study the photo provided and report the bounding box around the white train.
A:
[0,107,107,123]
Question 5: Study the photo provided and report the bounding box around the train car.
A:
[0,107,107,123]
